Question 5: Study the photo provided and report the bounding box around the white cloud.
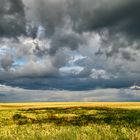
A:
[90,69,117,80]
[59,66,84,75]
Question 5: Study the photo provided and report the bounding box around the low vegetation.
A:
[0,103,140,140]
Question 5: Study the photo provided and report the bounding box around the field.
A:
[0,102,140,140]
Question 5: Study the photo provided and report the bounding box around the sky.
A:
[0,0,140,101]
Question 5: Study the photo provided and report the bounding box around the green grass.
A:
[0,103,140,140]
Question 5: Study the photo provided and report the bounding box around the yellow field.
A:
[0,102,140,110]
[1,102,140,139]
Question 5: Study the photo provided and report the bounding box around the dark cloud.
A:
[1,0,139,40]
[24,0,67,37]
[0,0,26,37]
[49,31,86,55]
[68,0,140,39]
[68,0,140,61]
[121,51,135,61]
[22,0,140,57]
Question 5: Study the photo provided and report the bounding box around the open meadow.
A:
[0,102,140,140]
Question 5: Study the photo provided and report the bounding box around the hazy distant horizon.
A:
[0,84,140,102]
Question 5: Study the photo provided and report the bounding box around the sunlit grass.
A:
[1,102,140,110]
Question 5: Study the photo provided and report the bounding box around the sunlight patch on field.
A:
[0,102,140,110]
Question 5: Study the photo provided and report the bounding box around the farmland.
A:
[0,102,140,140]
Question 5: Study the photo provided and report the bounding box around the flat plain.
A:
[0,102,140,140]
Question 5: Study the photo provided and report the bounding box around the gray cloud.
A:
[0,0,26,37]
[11,0,140,41]
[0,0,140,91]
[22,0,140,58]
[68,0,140,39]
[1,53,13,71]
[49,29,86,55]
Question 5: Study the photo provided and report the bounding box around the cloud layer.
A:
[0,0,140,91]
[0,84,140,102]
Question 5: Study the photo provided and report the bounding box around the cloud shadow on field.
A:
[12,107,140,127]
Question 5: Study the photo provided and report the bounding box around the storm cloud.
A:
[0,0,26,37]
[0,0,140,92]
[24,0,140,38]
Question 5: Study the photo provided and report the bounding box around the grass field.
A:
[0,102,140,140]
